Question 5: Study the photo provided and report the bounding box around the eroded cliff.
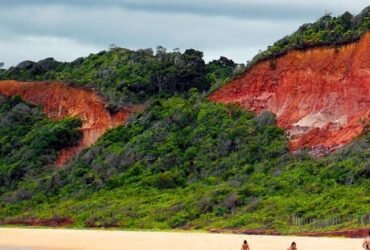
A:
[0,80,137,165]
[210,32,370,153]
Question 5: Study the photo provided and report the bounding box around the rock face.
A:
[0,80,138,165]
[210,32,370,153]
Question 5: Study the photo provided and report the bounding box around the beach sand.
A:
[0,228,364,250]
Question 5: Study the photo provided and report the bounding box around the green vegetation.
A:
[0,48,243,111]
[247,7,370,69]
[0,92,368,232]
[0,94,82,200]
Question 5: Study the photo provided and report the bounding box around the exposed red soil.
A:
[210,32,370,152]
[4,216,74,227]
[0,80,140,165]
[209,228,370,238]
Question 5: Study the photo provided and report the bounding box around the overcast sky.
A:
[0,1,368,67]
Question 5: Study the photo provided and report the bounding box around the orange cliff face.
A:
[0,80,139,166]
[210,32,370,153]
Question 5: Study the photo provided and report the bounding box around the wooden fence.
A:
[288,214,370,229]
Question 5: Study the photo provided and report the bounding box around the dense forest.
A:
[0,8,369,233]
[0,95,82,197]
[0,93,369,232]
[0,48,243,111]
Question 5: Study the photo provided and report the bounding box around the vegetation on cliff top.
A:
[0,48,243,111]
[247,6,370,69]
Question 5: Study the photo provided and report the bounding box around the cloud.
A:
[3,0,368,20]
[0,1,368,66]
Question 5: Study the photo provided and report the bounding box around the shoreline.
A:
[0,227,366,250]
[208,227,370,238]
[1,224,369,238]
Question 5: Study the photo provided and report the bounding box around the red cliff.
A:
[210,32,370,153]
[0,80,138,165]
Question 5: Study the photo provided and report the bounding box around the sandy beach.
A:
[0,228,364,250]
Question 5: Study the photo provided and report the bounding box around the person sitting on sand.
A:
[287,241,297,250]
[363,231,370,250]
[241,240,250,250]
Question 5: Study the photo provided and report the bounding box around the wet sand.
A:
[0,228,363,250]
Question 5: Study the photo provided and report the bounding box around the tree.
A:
[156,46,166,55]
[109,44,118,51]
[210,56,235,68]
[0,62,4,69]
[338,11,353,30]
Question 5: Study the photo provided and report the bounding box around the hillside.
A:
[0,93,369,232]
[210,31,370,154]
[0,80,136,165]
[0,8,369,233]
[0,94,81,194]
[0,48,242,111]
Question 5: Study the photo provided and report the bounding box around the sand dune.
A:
[0,228,365,250]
